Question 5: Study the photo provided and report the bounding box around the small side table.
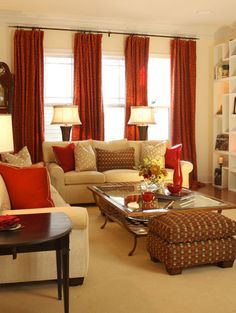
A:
[0,212,72,313]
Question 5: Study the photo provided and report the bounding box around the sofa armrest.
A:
[180,160,193,174]
[46,162,65,196]
[2,206,88,231]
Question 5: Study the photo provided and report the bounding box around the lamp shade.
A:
[51,105,82,125]
[128,106,156,126]
[0,114,14,153]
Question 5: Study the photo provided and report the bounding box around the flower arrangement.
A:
[137,157,168,185]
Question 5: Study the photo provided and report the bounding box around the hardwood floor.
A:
[197,184,236,204]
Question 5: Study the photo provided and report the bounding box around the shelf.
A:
[214,150,229,155]
[214,40,236,191]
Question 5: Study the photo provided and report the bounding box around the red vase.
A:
[173,156,183,192]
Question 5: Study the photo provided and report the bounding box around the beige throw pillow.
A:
[142,141,167,168]
[92,139,129,151]
[75,142,96,172]
[1,146,32,167]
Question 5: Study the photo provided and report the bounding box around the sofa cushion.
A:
[0,165,54,210]
[2,206,88,230]
[65,171,105,185]
[142,141,167,168]
[53,143,75,172]
[75,142,96,172]
[96,147,135,172]
[165,144,182,169]
[92,139,129,151]
[1,146,32,167]
[104,169,142,183]
[0,175,11,211]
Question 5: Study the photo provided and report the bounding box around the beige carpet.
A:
[1,206,236,313]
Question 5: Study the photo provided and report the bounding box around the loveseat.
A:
[43,139,193,205]
[0,174,89,285]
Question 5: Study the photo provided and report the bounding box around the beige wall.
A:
[1,25,213,183]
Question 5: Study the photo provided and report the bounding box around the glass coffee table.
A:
[88,183,236,256]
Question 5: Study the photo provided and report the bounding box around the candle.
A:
[219,156,224,165]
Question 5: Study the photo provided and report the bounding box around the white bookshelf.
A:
[213,40,236,191]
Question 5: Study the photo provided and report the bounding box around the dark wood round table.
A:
[0,212,72,313]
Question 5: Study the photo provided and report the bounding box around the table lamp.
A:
[0,114,14,153]
[51,105,82,141]
[128,106,156,140]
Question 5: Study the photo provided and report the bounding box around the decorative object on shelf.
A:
[128,106,156,140]
[0,114,14,153]
[51,105,82,141]
[233,97,236,114]
[222,64,229,78]
[0,62,14,114]
[216,105,222,115]
[137,157,167,188]
[214,156,223,186]
[215,134,229,151]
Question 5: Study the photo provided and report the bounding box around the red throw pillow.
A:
[0,164,54,209]
[52,143,75,172]
[165,144,182,169]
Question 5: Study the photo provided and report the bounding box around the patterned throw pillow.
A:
[96,147,135,172]
[74,142,96,172]
[1,146,32,167]
[142,141,167,169]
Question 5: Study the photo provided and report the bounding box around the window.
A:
[44,54,74,141]
[102,56,125,141]
[148,56,171,140]
[102,55,170,141]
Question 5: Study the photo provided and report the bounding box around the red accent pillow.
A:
[52,143,75,172]
[165,144,182,169]
[0,164,54,209]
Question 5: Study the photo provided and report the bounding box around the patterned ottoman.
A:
[147,211,236,275]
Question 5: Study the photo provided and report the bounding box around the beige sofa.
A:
[0,175,89,285]
[43,139,193,205]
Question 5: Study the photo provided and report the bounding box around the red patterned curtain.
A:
[170,39,198,186]
[13,30,44,163]
[125,36,150,140]
[72,33,104,140]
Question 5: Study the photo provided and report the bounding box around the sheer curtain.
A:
[124,36,149,140]
[13,30,44,162]
[72,33,104,140]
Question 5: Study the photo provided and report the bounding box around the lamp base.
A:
[60,126,72,141]
[138,126,148,141]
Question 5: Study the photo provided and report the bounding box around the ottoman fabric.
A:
[149,211,236,244]
[147,233,236,269]
[147,211,236,274]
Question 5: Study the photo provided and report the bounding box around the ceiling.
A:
[0,0,235,37]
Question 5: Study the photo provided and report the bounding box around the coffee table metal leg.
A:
[100,216,108,229]
[56,250,62,300]
[128,235,138,256]
[62,235,70,313]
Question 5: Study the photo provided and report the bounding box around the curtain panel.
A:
[13,30,44,163]
[72,33,104,140]
[124,36,150,140]
[170,39,198,186]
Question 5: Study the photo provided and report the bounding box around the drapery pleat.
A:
[124,36,149,140]
[170,39,199,187]
[13,30,44,163]
[72,33,104,140]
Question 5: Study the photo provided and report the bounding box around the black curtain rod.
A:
[9,25,199,40]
